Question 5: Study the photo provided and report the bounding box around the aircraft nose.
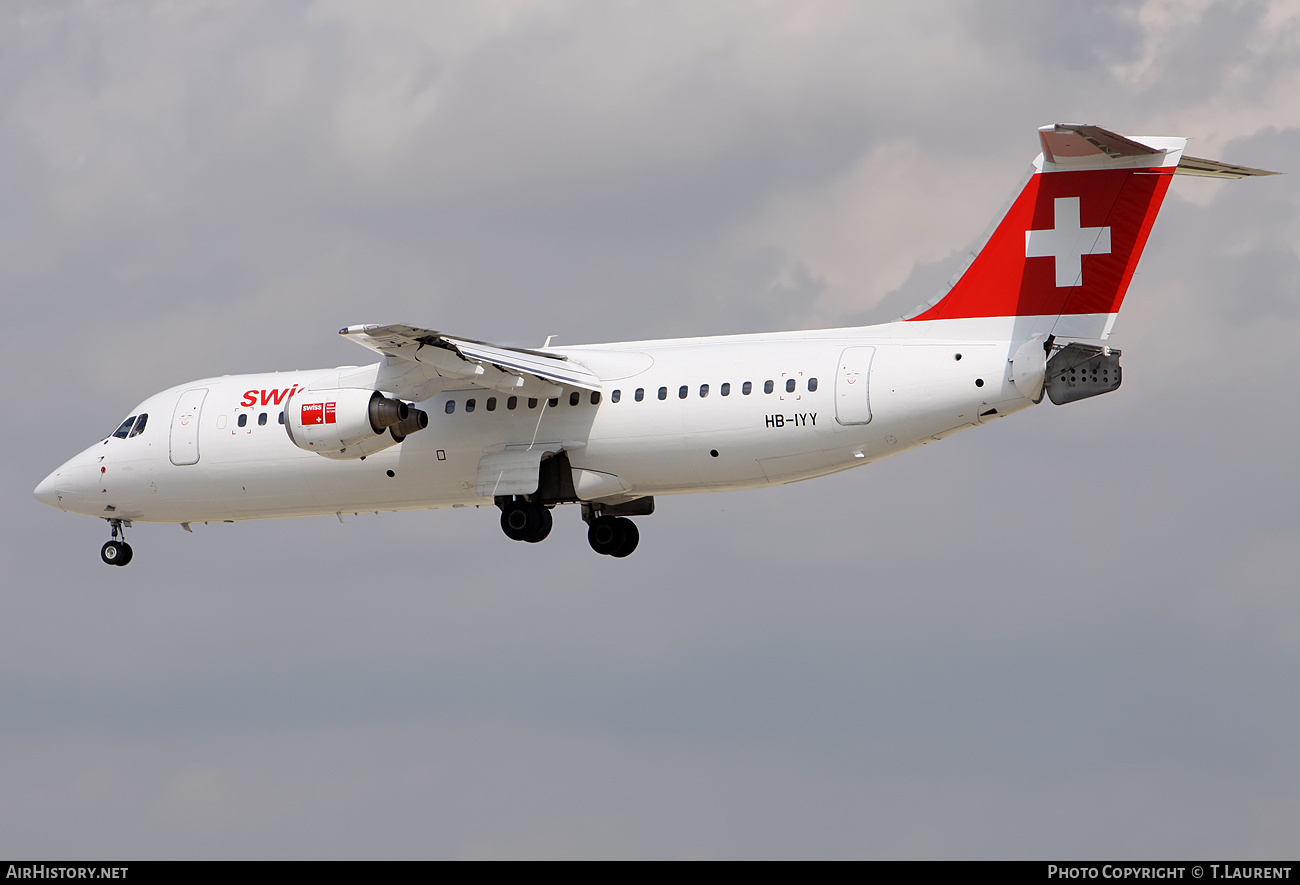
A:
[35,447,102,513]
[34,470,64,510]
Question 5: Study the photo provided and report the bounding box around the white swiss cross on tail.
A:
[1024,196,1111,288]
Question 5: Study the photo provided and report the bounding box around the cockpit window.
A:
[128,414,148,438]
[111,417,136,439]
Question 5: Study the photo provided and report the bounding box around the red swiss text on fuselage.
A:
[239,386,300,408]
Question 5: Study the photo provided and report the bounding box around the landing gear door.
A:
[835,347,875,426]
[476,443,563,497]
[169,388,208,466]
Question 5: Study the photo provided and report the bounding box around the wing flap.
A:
[445,336,601,390]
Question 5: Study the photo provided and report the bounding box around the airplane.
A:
[34,123,1275,565]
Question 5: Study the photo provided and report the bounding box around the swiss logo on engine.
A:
[301,402,337,425]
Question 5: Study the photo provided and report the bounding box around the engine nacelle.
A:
[284,388,425,459]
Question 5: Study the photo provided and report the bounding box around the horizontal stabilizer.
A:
[1040,123,1165,165]
[1175,155,1279,178]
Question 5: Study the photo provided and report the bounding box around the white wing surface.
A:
[340,324,601,399]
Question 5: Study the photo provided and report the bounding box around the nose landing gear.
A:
[100,518,133,566]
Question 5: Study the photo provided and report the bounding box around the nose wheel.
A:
[100,519,133,566]
[101,540,133,566]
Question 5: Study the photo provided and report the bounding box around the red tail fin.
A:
[907,124,1185,340]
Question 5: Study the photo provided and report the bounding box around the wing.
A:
[340,324,600,402]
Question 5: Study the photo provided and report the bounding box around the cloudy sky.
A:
[4,0,1299,859]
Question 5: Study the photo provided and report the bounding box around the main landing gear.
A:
[586,515,639,558]
[495,497,644,557]
[500,499,553,543]
[100,518,133,566]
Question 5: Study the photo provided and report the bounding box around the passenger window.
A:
[635,388,645,402]
[786,379,796,393]
[764,380,774,394]
[528,398,538,409]
[507,396,518,410]
[486,397,497,411]
[258,412,268,426]
[658,387,667,400]
[129,414,148,437]
[278,412,284,424]
[112,417,135,439]
[611,390,621,404]
[466,399,476,413]
[590,391,601,405]
[445,401,455,414]
[720,383,730,397]
[548,397,558,407]
[238,414,248,427]
[699,384,709,398]
[808,377,818,392]
[569,391,580,406]
[742,381,752,395]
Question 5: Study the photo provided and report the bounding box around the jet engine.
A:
[284,388,428,460]
[388,408,429,442]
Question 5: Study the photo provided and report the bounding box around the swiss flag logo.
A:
[910,167,1173,321]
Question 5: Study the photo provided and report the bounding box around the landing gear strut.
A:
[499,499,553,543]
[100,518,133,566]
[587,515,639,558]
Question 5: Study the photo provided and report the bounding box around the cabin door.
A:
[169,388,208,466]
[834,347,875,426]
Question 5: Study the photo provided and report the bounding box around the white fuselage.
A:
[35,317,1040,525]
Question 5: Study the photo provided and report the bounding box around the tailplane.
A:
[904,123,1275,340]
